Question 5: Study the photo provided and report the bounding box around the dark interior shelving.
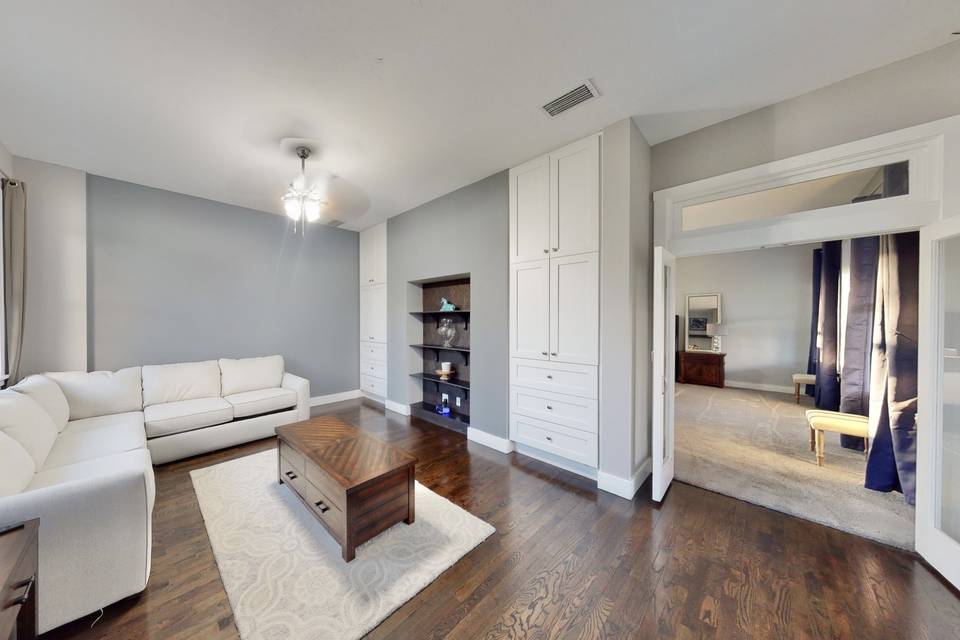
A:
[409,310,471,316]
[410,401,469,434]
[410,372,470,391]
[409,343,471,353]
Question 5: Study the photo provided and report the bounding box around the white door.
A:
[359,228,374,286]
[359,223,386,286]
[510,259,550,360]
[549,252,599,365]
[550,135,599,258]
[509,156,551,264]
[916,216,960,589]
[651,246,677,502]
[360,284,387,343]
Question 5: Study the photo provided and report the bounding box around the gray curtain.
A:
[2,179,26,384]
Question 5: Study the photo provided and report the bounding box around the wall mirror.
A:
[685,293,722,352]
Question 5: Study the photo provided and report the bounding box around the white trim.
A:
[597,457,651,500]
[360,391,385,405]
[309,389,362,407]
[466,427,515,454]
[724,380,796,396]
[513,442,597,480]
[384,398,411,416]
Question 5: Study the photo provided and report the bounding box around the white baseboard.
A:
[384,398,411,416]
[513,442,597,480]
[725,380,796,395]
[467,428,515,454]
[310,389,362,406]
[597,457,651,500]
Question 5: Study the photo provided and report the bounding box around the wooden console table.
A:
[1,520,38,640]
[678,351,726,388]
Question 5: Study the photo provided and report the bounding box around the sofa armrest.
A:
[282,372,311,421]
[0,466,155,633]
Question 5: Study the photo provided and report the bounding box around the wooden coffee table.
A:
[276,417,417,562]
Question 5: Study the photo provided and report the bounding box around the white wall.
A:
[11,157,87,377]
[676,244,814,393]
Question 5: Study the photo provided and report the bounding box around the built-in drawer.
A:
[510,358,597,399]
[511,413,598,467]
[510,386,598,433]
[360,359,387,379]
[360,341,387,362]
[279,440,305,473]
[361,374,386,397]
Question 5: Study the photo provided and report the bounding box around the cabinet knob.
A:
[545,435,553,442]
[543,248,549,253]
[546,374,553,379]
[541,351,548,356]
[546,405,553,410]
[552,247,558,252]
[550,352,557,356]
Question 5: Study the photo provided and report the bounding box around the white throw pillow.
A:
[142,360,221,407]
[0,431,35,496]
[11,374,71,432]
[219,355,285,396]
[46,367,143,420]
[0,389,58,468]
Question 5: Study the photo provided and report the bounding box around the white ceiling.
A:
[0,1,956,231]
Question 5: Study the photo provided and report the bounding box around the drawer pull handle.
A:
[314,501,330,513]
[550,352,557,356]
[552,247,558,252]
[546,374,553,379]
[546,405,553,410]
[285,470,298,480]
[543,248,549,253]
[541,351,548,356]
[11,575,34,606]
[545,436,553,442]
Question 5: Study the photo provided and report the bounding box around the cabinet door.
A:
[550,135,599,258]
[360,284,387,343]
[550,252,599,365]
[359,223,386,286]
[509,155,550,264]
[510,259,550,360]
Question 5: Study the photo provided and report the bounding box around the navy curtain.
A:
[805,249,823,396]
[838,236,880,450]
[815,241,842,411]
[865,232,919,504]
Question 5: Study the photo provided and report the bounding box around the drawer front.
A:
[360,374,386,396]
[510,358,597,399]
[360,359,387,379]
[279,440,305,473]
[301,478,345,540]
[360,341,387,362]
[510,386,598,433]
[305,459,346,511]
[511,413,598,467]
[279,454,308,497]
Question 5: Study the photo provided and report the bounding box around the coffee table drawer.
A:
[301,480,345,540]
[279,454,308,497]
[279,440,305,473]
[305,459,346,511]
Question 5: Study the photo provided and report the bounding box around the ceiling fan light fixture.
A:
[281,145,326,233]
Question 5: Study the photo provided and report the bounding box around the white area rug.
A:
[675,384,915,549]
[191,450,494,640]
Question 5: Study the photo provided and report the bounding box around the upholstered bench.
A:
[792,373,816,404]
[804,409,869,467]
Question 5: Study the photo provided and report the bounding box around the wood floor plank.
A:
[41,399,960,640]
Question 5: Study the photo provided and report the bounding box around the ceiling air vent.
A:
[325,219,343,227]
[542,81,599,117]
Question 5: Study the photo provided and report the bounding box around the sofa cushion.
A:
[142,360,221,408]
[0,390,58,468]
[219,355,284,396]
[27,448,156,510]
[225,387,298,418]
[11,374,70,432]
[43,412,147,470]
[144,397,233,438]
[0,431,35,496]
[46,367,143,420]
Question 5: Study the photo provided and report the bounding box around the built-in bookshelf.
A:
[408,275,470,434]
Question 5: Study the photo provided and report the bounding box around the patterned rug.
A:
[191,449,494,640]
[675,384,915,549]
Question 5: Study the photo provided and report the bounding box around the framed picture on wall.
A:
[689,316,708,336]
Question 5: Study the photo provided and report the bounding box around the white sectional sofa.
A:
[0,355,309,633]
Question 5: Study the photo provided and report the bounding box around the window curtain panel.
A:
[2,179,26,385]
[815,241,842,411]
[838,236,880,450]
[865,231,919,504]
[805,248,823,396]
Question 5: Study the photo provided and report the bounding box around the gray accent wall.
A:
[386,172,508,439]
[87,175,359,395]
[651,40,960,191]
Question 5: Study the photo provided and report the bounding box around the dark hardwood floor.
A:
[44,399,960,639]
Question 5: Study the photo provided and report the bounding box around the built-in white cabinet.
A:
[508,133,601,470]
[509,134,599,264]
[359,222,387,286]
[359,224,387,400]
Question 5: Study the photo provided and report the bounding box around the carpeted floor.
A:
[674,384,915,549]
